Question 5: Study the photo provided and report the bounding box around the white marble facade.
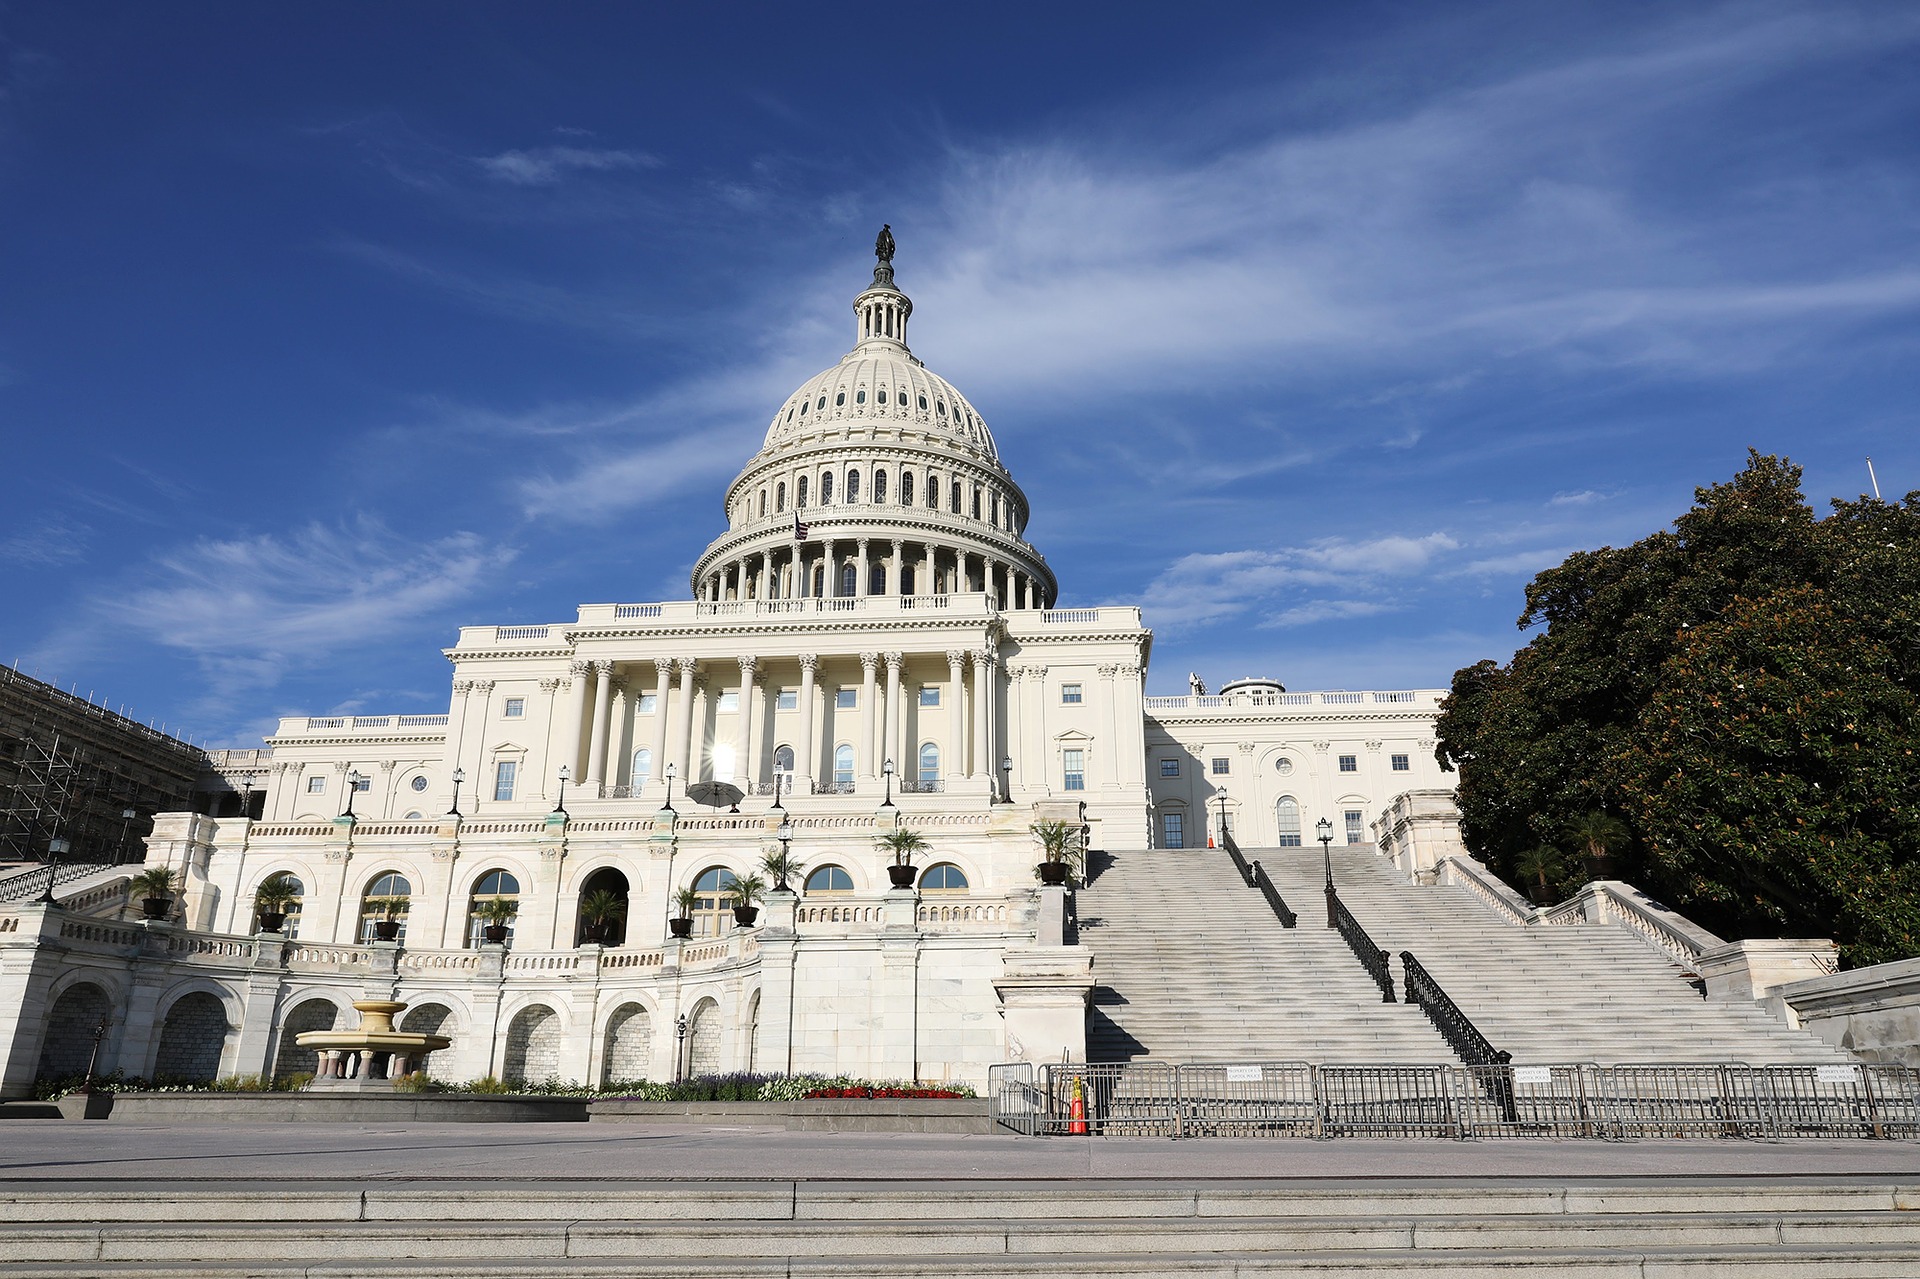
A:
[0,238,1450,1096]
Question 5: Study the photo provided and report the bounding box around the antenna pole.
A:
[1867,457,1883,501]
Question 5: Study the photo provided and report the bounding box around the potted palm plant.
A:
[731,872,767,927]
[578,887,626,945]
[365,894,410,941]
[1031,820,1080,886]
[669,885,700,939]
[875,827,930,890]
[253,872,300,932]
[130,866,179,920]
[762,845,805,893]
[475,896,517,944]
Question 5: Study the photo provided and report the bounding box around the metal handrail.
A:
[1250,861,1298,928]
[1328,890,1395,1001]
[0,860,123,904]
[1402,950,1509,1066]
[1222,830,1255,886]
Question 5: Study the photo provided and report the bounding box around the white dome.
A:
[762,354,997,460]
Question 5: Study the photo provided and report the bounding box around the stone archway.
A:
[687,997,722,1077]
[502,1004,561,1085]
[154,991,231,1083]
[271,998,339,1083]
[602,1003,651,1085]
[36,982,111,1082]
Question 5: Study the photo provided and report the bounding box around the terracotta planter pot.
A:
[1037,862,1070,886]
[140,897,171,920]
[582,922,611,944]
[668,917,694,939]
[373,920,401,941]
[887,864,917,889]
[483,924,509,944]
[256,911,287,933]
[732,905,760,927]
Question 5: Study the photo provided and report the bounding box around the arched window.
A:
[870,561,887,595]
[773,745,795,776]
[918,742,940,784]
[921,863,969,893]
[926,473,940,509]
[691,867,739,937]
[917,394,928,411]
[821,471,834,504]
[877,388,887,405]
[258,872,304,937]
[841,563,857,597]
[758,489,767,517]
[798,399,807,415]
[632,748,652,788]
[576,866,629,946]
[846,469,860,503]
[901,564,917,594]
[797,475,809,508]
[972,486,981,519]
[833,744,854,787]
[1276,796,1303,847]
[835,391,845,406]
[856,389,866,404]
[359,872,412,943]
[776,482,786,512]
[901,471,914,505]
[467,869,520,948]
[873,470,887,504]
[950,480,962,513]
[805,866,854,894]
[817,395,826,410]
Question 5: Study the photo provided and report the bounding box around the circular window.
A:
[410,776,429,792]
[1275,758,1294,775]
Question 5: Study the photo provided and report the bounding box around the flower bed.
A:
[803,1086,968,1099]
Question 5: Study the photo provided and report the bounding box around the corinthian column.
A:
[584,660,616,791]
[795,653,819,789]
[945,650,967,780]
[884,651,904,775]
[648,659,671,795]
[971,652,993,781]
[736,656,758,789]
[673,657,699,781]
[859,652,879,780]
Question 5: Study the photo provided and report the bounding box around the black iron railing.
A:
[1222,830,1255,886]
[1327,891,1395,1002]
[1402,951,1509,1067]
[1249,861,1298,928]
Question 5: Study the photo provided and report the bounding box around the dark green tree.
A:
[1436,451,1920,965]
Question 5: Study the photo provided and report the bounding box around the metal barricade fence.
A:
[988,1061,1040,1135]
[1038,1062,1179,1136]
[1320,1064,1459,1138]
[1457,1063,1595,1138]
[1863,1065,1920,1138]
[1754,1064,1875,1138]
[1592,1064,1768,1139]
[1177,1063,1320,1137]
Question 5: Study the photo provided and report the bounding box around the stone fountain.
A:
[297,999,450,1089]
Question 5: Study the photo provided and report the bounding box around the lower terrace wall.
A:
[0,893,1033,1098]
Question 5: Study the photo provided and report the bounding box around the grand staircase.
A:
[1079,844,1852,1066]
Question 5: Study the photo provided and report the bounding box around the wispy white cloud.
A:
[1548,489,1609,507]
[1262,599,1400,628]
[1142,533,1459,632]
[475,145,660,186]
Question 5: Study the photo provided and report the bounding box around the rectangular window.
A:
[919,687,940,707]
[1063,749,1086,791]
[306,775,326,794]
[637,693,658,714]
[1061,683,1083,704]
[1345,810,1365,844]
[1210,757,1230,776]
[1159,758,1180,778]
[835,689,857,709]
[1162,812,1184,849]
[718,691,739,712]
[1338,754,1358,773]
[1391,753,1410,772]
[502,697,525,718]
[353,777,371,793]
[493,760,517,802]
[777,689,798,711]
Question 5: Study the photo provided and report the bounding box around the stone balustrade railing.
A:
[1435,856,1534,925]
[274,714,449,736]
[1145,689,1438,713]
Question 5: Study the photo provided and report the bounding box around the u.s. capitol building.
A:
[0,237,1459,1095]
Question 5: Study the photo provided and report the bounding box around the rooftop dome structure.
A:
[691,229,1055,609]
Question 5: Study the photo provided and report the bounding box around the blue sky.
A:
[2,2,1917,747]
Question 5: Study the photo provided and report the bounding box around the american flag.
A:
[793,512,808,541]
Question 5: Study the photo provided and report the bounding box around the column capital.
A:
[737,655,759,677]
[974,649,999,671]
[673,657,701,678]
[591,659,615,678]
[797,653,820,675]
[860,651,880,674]
[945,649,967,669]
[569,660,591,678]
[452,678,475,694]
[378,759,397,774]
[885,651,905,671]
[471,679,495,694]
[538,677,562,694]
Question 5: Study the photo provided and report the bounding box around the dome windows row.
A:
[741,463,1021,536]
[786,386,970,424]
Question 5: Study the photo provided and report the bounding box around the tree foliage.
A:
[1435,452,1920,965]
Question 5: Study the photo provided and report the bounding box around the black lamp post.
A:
[769,770,785,814]
[881,758,895,809]
[1000,755,1013,804]
[342,769,363,819]
[662,762,677,814]
[1318,816,1336,927]
[118,807,138,863]
[447,767,466,817]
[553,764,570,816]
[37,835,69,904]
[774,817,794,892]
[1216,788,1229,846]
[675,1013,690,1082]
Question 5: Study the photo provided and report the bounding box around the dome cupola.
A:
[691,229,1055,609]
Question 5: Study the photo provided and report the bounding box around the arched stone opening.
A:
[271,998,339,1082]
[502,1004,561,1085]
[575,866,629,946]
[36,982,111,1082]
[602,1002,652,1085]
[687,996,722,1077]
[154,991,231,1084]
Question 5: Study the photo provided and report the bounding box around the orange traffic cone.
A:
[1069,1074,1089,1135]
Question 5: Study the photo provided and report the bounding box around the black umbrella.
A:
[685,780,746,812]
